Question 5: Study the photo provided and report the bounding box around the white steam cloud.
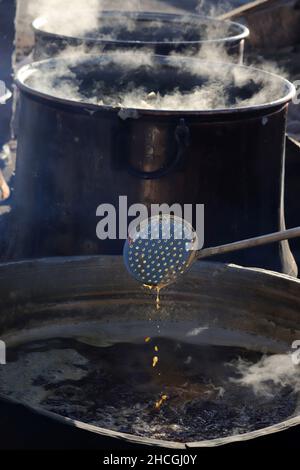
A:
[30,0,190,38]
[230,354,300,398]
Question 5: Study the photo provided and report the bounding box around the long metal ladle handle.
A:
[196,226,300,260]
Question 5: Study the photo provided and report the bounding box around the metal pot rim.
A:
[32,10,250,46]
[0,84,12,104]
[1,391,300,449]
[16,54,296,117]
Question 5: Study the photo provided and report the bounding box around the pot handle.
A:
[129,118,190,180]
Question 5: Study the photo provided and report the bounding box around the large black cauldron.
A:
[9,54,296,273]
[32,11,249,63]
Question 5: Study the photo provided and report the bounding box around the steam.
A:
[196,0,248,16]
[29,0,250,86]
[30,0,191,38]
[21,2,292,112]
[23,50,289,112]
[230,354,300,398]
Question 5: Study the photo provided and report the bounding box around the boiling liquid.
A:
[0,336,297,442]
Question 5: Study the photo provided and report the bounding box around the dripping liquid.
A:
[143,284,163,311]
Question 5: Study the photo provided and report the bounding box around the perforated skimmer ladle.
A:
[124,215,300,287]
